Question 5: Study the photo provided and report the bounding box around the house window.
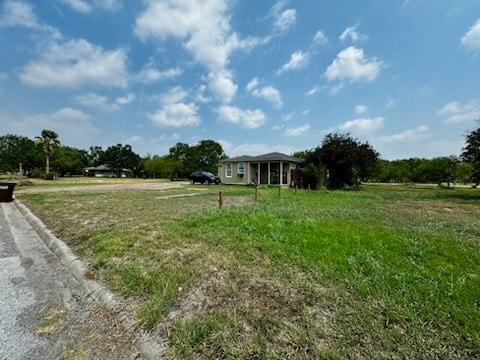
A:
[237,162,245,177]
[226,163,232,178]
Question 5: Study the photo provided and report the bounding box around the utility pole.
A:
[18,163,23,186]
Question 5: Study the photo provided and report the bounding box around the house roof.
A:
[84,165,132,172]
[219,152,303,164]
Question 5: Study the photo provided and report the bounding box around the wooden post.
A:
[278,185,281,197]
[255,187,259,202]
[307,183,311,192]
[219,191,224,208]
[295,184,298,195]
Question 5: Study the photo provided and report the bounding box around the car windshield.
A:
[204,172,214,176]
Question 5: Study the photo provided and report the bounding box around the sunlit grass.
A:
[18,183,480,358]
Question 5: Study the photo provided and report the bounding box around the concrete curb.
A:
[14,199,165,359]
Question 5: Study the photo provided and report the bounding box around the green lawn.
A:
[18,183,480,359]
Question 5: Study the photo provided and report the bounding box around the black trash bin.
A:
[0,182,15,202]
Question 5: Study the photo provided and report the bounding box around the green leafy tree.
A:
[319,133,379,189]
[35,129,60,174]
[0,134,43,173]
[100,144,141,177]
[461,126,480,187]
[88,146,104,167]
[51,146,89,176]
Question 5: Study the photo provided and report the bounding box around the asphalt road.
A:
[0,202,139,359]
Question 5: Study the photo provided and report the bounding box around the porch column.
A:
[268,162,271,185]
[280,162,283,186]
[257,163,260,185]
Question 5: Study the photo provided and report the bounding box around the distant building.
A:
[83,165,133,178]
[218,152,303,186]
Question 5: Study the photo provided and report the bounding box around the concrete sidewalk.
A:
[0,201,142,359]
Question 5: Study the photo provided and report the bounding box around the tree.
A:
[0,134,43,173]
[168,140,227,177]
[319,133,379,189]
[88,146,104,167]
[35,129,60,174]
[100,144,141,177]
[461,126,480,187]
[51,146,89,176]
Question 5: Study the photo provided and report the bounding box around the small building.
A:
[83,165,133,178]
[218,152,304,186]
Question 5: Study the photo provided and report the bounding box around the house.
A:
[218,152,304,186]
[83,165,133,178]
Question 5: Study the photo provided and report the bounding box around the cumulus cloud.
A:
[377,125,429,144]
[20,39,128,88]
[284,124,310,137]
[313,30,328,45]
[461,19,480,50]
[147,87,200,128]
[355,105,368,114]
[134,0,266,103]
[246,78,282,109]
[338,117,384,134]
[437,101,480,123]
[325,46,383,84]
[217,105,267,129]
[0,0,61,38]
[147,102,200,128]
[278,51,310,74]
[134,65,181,84]
[74,92,135,111]
[270,0,296,34]
[339,25,368,42]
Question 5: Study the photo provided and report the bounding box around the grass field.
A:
[17,181,480,359]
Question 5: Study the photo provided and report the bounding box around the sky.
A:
[1,0,480,160]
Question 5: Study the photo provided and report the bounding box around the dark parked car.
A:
[189,171,221,184]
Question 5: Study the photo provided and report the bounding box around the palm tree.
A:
[35,129,60,174]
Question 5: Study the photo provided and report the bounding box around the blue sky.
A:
[1,0,480,160]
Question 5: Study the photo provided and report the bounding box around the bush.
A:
[30,168,45,179]
[44,172,57,180]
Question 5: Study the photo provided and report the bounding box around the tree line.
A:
[1,125,479,189]
[0,130,226,180]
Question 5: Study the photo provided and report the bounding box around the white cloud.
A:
[313,30,328,45]
[246,79,282,109]
[270,0,296,34]
[305,86,319,96]
[0,0,38,28]
[0,0,61,38]
[227,143,295,156]
[339,25,368,42]
[147,102,200,128]
[284,124,310,137]
[194,84,212,103]
[338,117,384,134]
[208,70,237,104]
[325,46,383,84]
[437,101,480,123]
[246,78,259,92]
[74,92,135,111]
[217,105,267,129]
[461,19,480,50]
[59,0,122,13]
[278,51,310,74]
[0,107,97,148]
[355,105,368,115]
[134,0,265,103]
[159,86,188,105]
[377,125,429,144]
[135,66,181,84]
[20,39,128,88]
[60,0,91,13]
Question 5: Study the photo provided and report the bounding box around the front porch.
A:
[250,162,291,186]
